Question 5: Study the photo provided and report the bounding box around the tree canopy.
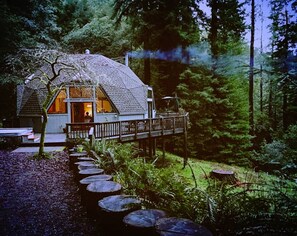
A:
[0,0,296,166]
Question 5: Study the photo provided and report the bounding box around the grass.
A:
[92,143,297,234]
[156,150,290,191]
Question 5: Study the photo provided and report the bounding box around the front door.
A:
[71,102,93,123]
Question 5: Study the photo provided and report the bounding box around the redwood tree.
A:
[249,0,255,136]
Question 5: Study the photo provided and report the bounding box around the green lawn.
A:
[157,151,293,191]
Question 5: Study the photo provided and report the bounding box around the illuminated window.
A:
[48,89,67,114]
[96,88,114,113]
[69,86,93,98]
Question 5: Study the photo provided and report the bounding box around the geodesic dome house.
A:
[17,53,155,133]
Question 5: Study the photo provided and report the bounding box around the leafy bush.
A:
[251,125,297,178]
[0,137,21,149]
[66,137,85,149]
[284,125,297,150]
[87,140,297,235]
[205,178,297,234]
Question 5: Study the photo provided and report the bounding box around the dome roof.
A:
[17,54,148,116]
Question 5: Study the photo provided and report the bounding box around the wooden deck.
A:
[66,115,188,142]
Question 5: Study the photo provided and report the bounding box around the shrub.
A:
[251,125,297,178]
[0,137,21,149]
[88,140,297,235]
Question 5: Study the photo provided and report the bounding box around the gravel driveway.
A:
[0,150,98,236]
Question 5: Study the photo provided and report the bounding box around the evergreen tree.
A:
[269,0,297,131]
[112,0,201,93]
[179,0,251,163]
[249,0,255,136]
[207,0,246,59]
[57,0,95,38]
[0,0,63,121]
[177,67,251,163]
[62,0,131,57]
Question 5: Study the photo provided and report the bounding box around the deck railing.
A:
[66,114,188,142]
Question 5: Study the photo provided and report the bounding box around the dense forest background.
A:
[0,0,296,172]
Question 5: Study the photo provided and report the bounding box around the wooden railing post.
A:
[135,121,137,137]
[183,113,188,168]
[161,117,164,135]
[149,118,152,137]
[119,121,122,141]
[88,127,94,147]
[66,124,69,139]
[173,117,176,134]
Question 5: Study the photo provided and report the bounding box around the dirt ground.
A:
[0,150,98,236]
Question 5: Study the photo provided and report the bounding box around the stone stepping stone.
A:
[73,161,95,179]
[77,157,94,162]
[79,175,113,203]
[78,168,104,181]
[80,174,113,185]
[73,161,94,173]
[123,209,167,236]
[86,181,122,217]
[77,162,97,171]
[68,152,88,170]
[155,217,213,236]
[98,195,142,234]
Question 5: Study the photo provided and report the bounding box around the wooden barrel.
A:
[123,209,167,236]
[86,181,122,217]
[79,175,113,204]
[155,217,213,236]
[78,168,104,181]
[98,195,142,235]
[69,152,88,170]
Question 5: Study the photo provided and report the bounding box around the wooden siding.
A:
[47,114,68,133]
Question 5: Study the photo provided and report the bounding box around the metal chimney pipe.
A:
[125,53,129,67]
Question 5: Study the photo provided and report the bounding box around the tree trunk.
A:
[260,65,263,113]
[144,37,151,85]
[38,93,52,157]
[260,1,264,113]
[283,85,288,130]
[209,0,219,68]
[249,0,255,136]
[268,79,273,121]
[38,106,48,157]
[282,9,289,131]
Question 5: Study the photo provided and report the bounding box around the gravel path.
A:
[0,150,98,236]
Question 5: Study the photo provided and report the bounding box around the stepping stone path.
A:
[68,148,213,236]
